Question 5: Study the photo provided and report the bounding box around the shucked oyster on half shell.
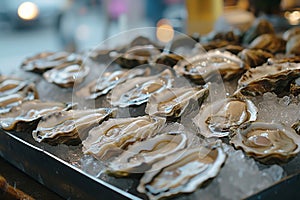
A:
[234,62,300,97]
[43,62,89,88]
[174,50,248,84]
[21,51,82,73]
[0,100,72,131]
[107,132,188,177]
[76,68,150,99]
[230,122,300,163]
[108,69,173,107]
[137,143,226,200]
[193,98,257,138]
[32,108,117,145]
[145,84,209,118]
[82,115,166,160]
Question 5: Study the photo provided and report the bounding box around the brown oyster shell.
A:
[242,19,275,44]
[82,115,166,160]
[108,69,173,107]
[249,34,286,54]
[286,35,300,55]
[267,55,300,65]
[238,49,273,68]
[283,27,300,41]
[290,78,300,96]
[193,98,257,138]
[32,108,117,145]
[145,85,209,118]
[230,122,300,163]
[137,144,226,200]
[154,53,184,68]
[292,121,300,135]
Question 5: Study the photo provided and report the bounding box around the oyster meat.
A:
[230,122,300,163]
[32,108,117,145]
[43,62,89,88]
[21,51,82,73]
[108,132,187,176]
[137,144,226,200]
[145,85,209,118]
[109,69,173,107]
[234,62,300,97]
[82,115,166,160]
[76,68,150,99]
[174,50,248,84]
[193,98,257,138]
[0,100,71,131]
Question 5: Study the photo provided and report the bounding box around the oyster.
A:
[234,62,300,97]
[193,98,257,138]
[238,49,273,68]
[174,50,248,84]
[137,144,226,200]
[76,68,150,99]
[290,77,300,96]
[267,55,300,65]
[108,132,187,176]
[230,122,300,163]
[145,85,209,118]
[82,115,166,160]
[110,45,161,69]
[109,69,173,107]
[249,34,286,54]
[0,100,71,131]
[154,53,183,68]
[43,62,89,88]
[283,27,300,41]
[292,121,300,135]
[32,108,117,145]
[21,51,82,73]
[286,35,300,55]
[242,19,275,44]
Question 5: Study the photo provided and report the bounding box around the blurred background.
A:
[0,0,300,74]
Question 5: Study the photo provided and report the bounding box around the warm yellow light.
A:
[156,19,174,43]
[18,2,39,20]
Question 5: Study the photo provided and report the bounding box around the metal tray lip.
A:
[0,129,142,200]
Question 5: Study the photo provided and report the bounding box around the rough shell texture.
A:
[283,27,300,41]
[82,115,166,160]
[76,68,150,99]
[174,50,248,84]
[21,51,82,74]
[230,122,300,163]
[286,35,300,55]
[108,69,173,107]
[238,49,273,68]
[267,56,300,65]
[242,19,275,44]
[0,100,71,131]
[137,144,226,200]
[193,98,257,138]
[249,34,286,54]
[145,85,209,118]
[292,120,300,135]
[108,132,188,176]
[290,78,300,96]
[234,62,300,97]
[32,108,117,145]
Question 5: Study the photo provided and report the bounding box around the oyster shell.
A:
[267,55,300,65]
[43,62,89,88]
[283,27,300,41]
[32,108,117,145]
[292,121,300,135]
[21,51,82,73]
[238,49,273,68]
[108,132,187,176]
[76,68,150,99]
[286,35,300,55]
[174,50,248,84]
[154,53,183,68]
[242,19,275,44]
[230,122,300,163]
[109,69,173,107]
[249,34,286,54]
[234,62,300,97]
[0,100,72,131]
[82,115,166,160]
[290,77,300,96]
[110,45,161,69]
[145,85,209,118]
[137,144,226,200]
[193,98,257,138]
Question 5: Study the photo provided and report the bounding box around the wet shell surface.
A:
[0,100,71,131]
[82,115,166,160]
[32,108,117,145]
[234,62,300,97]
[238,49,273,68]
[21,51,82,73]
[108,69,173,107]
[145,85,209,118]
[137,144,226,200]
[249,34,286,54]
[43,62,89,88]
[193,98,257,138]
[230,122,300,163]
[107,132,187,176]
[173,50,247,84]
[76,68,150,99]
